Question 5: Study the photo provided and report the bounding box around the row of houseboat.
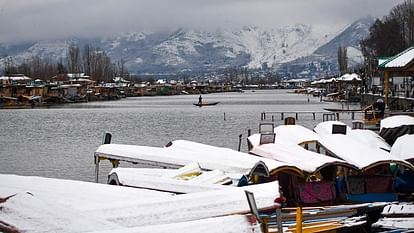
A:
[0,74,236,108]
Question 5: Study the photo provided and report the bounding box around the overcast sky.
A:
[0,0,406,43]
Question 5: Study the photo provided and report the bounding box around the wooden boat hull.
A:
[193,102,219,106]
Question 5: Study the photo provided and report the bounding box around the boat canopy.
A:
[314,121,413,170]
[165,140,303,177]
[315,132,414,171]
[95,141,303,180]
[273,124,320,145]
[314,121,350,136]
[314,121,391,151]
[350,129,391,151]
[380,115,414,131]
[391,134,414,162]
[379,115,414,145]
[248,133,357,174]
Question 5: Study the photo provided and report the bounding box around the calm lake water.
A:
[0,89,362,182]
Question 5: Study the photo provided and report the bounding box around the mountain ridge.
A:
[0,17,373,77]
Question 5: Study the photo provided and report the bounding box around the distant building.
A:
[0,74,32,86]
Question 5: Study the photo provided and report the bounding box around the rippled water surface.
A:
[0,90,362,182]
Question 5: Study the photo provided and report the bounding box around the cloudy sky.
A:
[0,0,406,43]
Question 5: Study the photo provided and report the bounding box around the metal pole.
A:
[94,154,99,183]
[238,134,242,151]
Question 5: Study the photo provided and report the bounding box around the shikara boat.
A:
[92,135,385,233]
[94,139,304,192]
[323,108,362,112]
[379,115,414,145]
[372,202,414,231]
[0,174,278,233]
[107,163,237,194]
[193,101,220,106]
[247,124,358,206]
[313,121,414,203]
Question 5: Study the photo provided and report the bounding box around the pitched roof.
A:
[378,47,414,69]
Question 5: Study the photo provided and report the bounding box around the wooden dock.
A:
[260,110,364,122]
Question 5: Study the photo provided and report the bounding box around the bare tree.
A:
[337,45,348,74]
[116,59,129,79]
[67,44,81,74]
[83,44,92,76]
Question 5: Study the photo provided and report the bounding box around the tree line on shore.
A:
[361,0,414,76]
[2,0,413,85]
[2,44,129,83]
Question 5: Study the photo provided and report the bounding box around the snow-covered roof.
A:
[0,75,32,81]
[166,140,302,176]
[67,73,90,79]
[70,78,95,83]
[95,140,303,177]
[311,78,337,85]
[156,79,166,84]
[391,134,414,162]
[313,122,413,171]
[274,125,320,145]
[314,121,350,136]
[378,47,414,69]
[113,77,130,83]
[349,129,391,151]
[337,73,361,82]
[0,174,277,232]
[314,121,391,151]
[248,136,357,174]
[380,115,414,131]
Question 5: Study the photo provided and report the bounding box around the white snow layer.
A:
[391,134,414,161]
[380,115,414,131]
[0,174,277,233]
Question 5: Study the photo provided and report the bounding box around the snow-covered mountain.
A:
[0,17,373,75]
[277,16,374,76]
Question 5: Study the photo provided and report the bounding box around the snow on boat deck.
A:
[96,140,303,177]
[109,167,232,193]
[0,174,278,233]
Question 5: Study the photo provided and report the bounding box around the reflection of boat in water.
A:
[193,101,219,107]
